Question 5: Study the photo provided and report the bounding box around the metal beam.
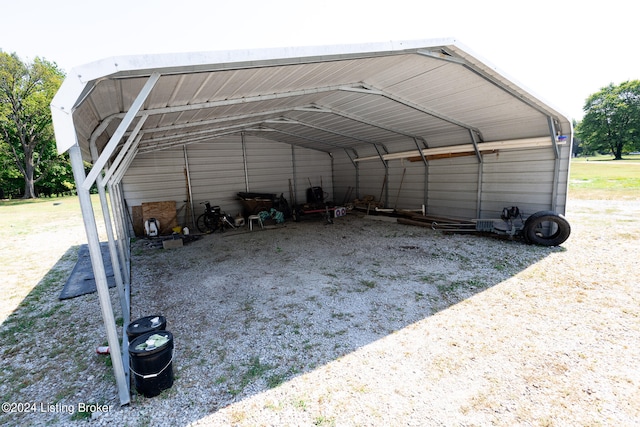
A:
[263,117,390,153]
[469,130,484,218]
[101,114,148,185]
[83,72,160,190]
[68,144,130,406]
[241,132,250,192]
[354,136,565,163]
[88,82,362,145]
[111,144,139,185]
[416,48,467,65]
[260,127,354,152]
[548,116,560,212]
[294,104,427,142]
[108,135,142,186]
[412,137,430,211]
[137,126,263,153]
[357,83,483,138]
[89,137,130,386]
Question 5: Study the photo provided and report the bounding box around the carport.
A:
[50,38,572,405]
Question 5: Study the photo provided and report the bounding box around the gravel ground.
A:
[1,199,639,426]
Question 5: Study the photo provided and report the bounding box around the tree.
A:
[576,81,640,160]
[0,52,66,198]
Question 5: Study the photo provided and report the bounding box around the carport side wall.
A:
[120,135,333,232]
[331,142,571,219]
[479,144,571,218]
[331,149,479,218]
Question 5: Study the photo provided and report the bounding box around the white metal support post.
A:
[548,117,561,212]
[412,137,430,214]
[90,144,128,324]
[469,130,484,218]
[110,182,131,287]
[68,144,130,406]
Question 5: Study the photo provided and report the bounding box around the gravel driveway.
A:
[2,199,639,426]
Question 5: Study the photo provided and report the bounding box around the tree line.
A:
[0,52,638,199]
[0,52,74,199]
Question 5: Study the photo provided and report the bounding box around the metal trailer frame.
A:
[431,206,571,246]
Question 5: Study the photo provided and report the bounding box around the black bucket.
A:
[126,315,167,343]
[128,330,174,397]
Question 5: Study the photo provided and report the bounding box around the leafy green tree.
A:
[576,80,640,160]
[0,52,66,198]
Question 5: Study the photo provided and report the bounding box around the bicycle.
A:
[196,201,236,233]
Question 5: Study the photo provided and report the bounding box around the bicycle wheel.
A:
[196,213,218,233]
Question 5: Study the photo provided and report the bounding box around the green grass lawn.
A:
[569,154,640,200]
[0,194,104,238]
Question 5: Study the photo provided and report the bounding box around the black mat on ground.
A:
[59,242,115,300]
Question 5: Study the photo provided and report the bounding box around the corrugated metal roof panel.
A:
[52,38,572,172]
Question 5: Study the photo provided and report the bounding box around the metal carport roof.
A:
[50,38,572,405]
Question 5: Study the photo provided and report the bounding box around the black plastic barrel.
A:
[128,330,174,397]
[126,315,167,343]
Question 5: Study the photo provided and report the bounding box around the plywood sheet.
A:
[141,201,177,235]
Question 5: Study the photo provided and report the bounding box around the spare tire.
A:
[523,211,571,246]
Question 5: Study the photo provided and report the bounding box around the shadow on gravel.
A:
[125,213,563,425]
[0,213,565,425]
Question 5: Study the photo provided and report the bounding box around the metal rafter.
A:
[293,104,427,144]
[89,82,364,146]
[258,126,359,156]
[354,83,484,140]
[263,117,389,153]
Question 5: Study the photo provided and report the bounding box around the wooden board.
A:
[141,201,178,236]
[132,205,144,237]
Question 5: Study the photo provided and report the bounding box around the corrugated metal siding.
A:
[121,134,336,228]
[390,160,427,210]
[121,149,187,206]
[244,137,293,199]
[356,160,388,203]
[427,156,479,218]
[187,136,246,217]
[332,142,571,220]
[424,145,570,220]
[331,150,358,204]
[292,146,333,204]
[480,147,559,218]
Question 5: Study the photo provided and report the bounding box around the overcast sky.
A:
[2,0,638,121]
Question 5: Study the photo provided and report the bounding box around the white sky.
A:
[1,0,638,121]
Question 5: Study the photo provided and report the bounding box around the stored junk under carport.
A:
[50,38,573,405]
